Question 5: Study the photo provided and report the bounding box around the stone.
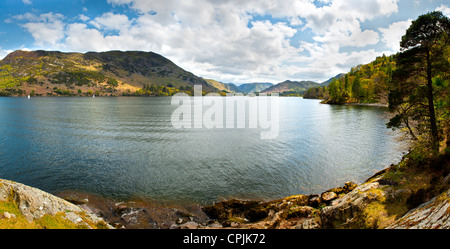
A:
[282,195,309,206]
[287,206,314,218]
[295,218,320,229]
[63,196,89,205]
[0,179,113,228]
[344,182,357,192]
[179,221,199,229]
[308,195,321,208]
[3,212,15,219]
[321,192,338,203]
[169,224,180,229]
[320,182,380,229]
[388,189,450,229]
[206,222,223,228]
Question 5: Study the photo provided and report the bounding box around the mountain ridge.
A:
[261,80,320,95]
[1,49,347,97]
[0,49,215,96]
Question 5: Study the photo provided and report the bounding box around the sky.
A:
[0,0,449,84]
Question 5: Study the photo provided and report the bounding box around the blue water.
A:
[0,97,406,205]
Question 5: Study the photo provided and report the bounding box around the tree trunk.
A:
[426,50,439,153]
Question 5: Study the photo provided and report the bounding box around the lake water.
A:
[0,97,407,205]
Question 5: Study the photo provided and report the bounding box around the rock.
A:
[321,192,338,203]
[344,182,357,192]
[203,199,268,223]
[206,222,223,228]
[442,173,450,185]
[385,188,412,203]
[325,182,357,196]
[179,221,199,229]
[308,195,321,208]
[3,212,16,219]
[0,179,112,228]
[63,196,89,205]
[294,218,320,229]
[169,224,180,229]
[287,206,314,218]
[388,189,450,229]
[281,195,309,206]
[78,204,103,216]
[320,182,380,229]
[114,203,131,216]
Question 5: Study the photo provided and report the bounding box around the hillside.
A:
[0,50,216,97]
[320,73,346,86]
[303,54,395,103]
[236,82,274,94]
[261,80,319,95]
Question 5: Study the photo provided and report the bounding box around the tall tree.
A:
[389,11,450,152]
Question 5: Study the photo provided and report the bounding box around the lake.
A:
[0,97,407,205]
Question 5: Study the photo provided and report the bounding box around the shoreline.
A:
[2,150,449,229]
[51,164,395,229]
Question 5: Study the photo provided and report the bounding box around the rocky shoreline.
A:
[1,153,449,229]
[57,154,450,229]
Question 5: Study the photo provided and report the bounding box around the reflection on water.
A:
[0,97,407,205]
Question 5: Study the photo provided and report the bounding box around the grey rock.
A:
[388,189,450,229]
[0,179,113,228]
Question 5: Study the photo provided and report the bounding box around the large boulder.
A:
[320,182,381,229]
[387,189,450,229]
[0,179,112,228]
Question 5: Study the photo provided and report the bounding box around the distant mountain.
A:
[321,73,346,86]
[0,50,215,96]
[233,83,274,94]
[222,83,242,93]
[204,80,273,94]
[261,80,320,95]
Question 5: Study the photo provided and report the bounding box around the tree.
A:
[352,75,361,99]
[388,11,450,152]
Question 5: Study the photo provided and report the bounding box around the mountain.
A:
[203,80,273,94]
[0,50,215,96]
[260,80,319,95]
[321,73,346,86]
[234,83,273,94]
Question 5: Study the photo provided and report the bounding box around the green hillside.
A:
[304,54,396,104]
[261,80,319,96]
[0,50,216,96]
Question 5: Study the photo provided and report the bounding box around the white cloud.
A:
[22,0,32,5]
[10,0,404,83]
[19,13,66,47]
[379,19,412,52]
[312,18,380,47]
[0,49,14,60]
[89,12,132,31]
[79,14,90,22]
[436,5,450,17]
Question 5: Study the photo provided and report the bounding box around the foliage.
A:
[303,86,328,99]
[388,11,450,153]
[303,54,395,103]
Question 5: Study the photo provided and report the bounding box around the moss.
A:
[35,213,83,229]
[0,199,109,229]
[0,201,21,217]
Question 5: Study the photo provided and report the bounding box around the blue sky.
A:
[0,0,449,84]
